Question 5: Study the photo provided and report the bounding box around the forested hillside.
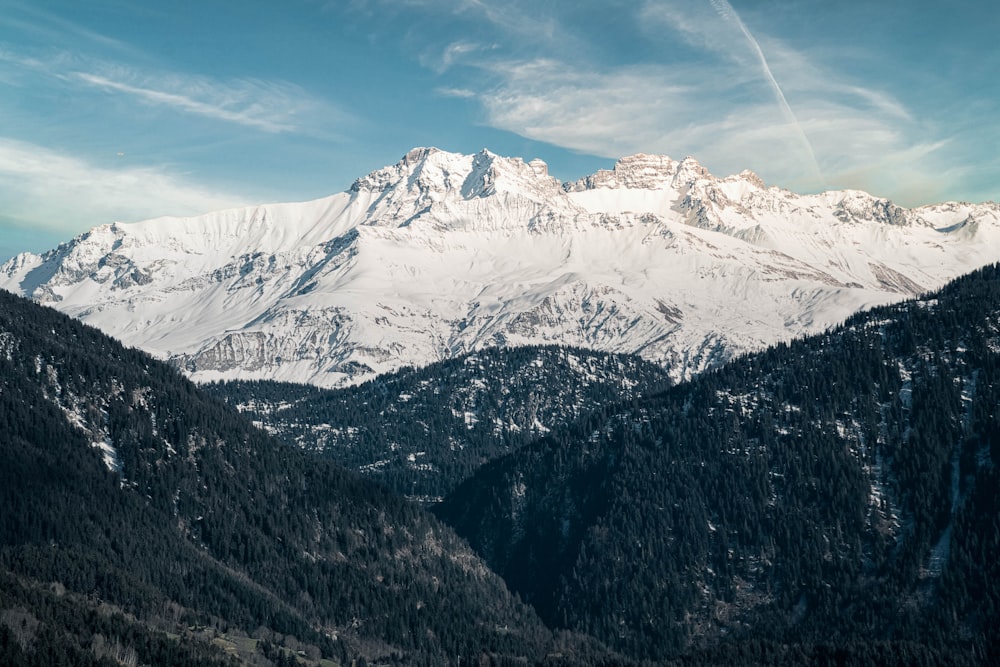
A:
[7,259,1000,665]
[208,347,670,502]
[0,288,564,666]
[437,265,1000,664]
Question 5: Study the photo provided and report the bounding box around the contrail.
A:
[709,0,825,187]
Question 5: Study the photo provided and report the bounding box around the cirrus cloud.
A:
[0,137,253,234]
[0,47,355,138]
[416,0,962,205]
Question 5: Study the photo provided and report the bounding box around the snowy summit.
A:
[3,147,999,387]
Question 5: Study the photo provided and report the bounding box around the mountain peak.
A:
[403,145,442,164]
[349,147,561,203]
[734,169,767,189]
[565,153,718,192]
[349,146,459,194]
[356,148,723,200]
[342,147,567,230]
[824,190,916,227]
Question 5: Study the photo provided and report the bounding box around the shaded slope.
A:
[436,264,1000,662]
[0,288,554,665]
[207,345,671,502]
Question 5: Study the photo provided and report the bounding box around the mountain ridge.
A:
[206,344,672,503]
[3,146,999,387]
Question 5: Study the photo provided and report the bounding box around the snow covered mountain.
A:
[3,147,999,387]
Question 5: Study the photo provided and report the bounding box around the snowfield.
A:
[3,147,999,387]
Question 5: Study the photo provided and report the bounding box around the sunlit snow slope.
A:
[3,147,999,387]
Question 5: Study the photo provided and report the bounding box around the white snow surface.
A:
[3,147,1000,388]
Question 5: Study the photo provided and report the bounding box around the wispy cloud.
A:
[0,2,141,59]
[707,0,823,185]
[0,47,353,137]
[437,86,477,99]
[0,137,253,234]
[448,0,563,44]
[72,71,309,133]
[467,57,957,203]
[368,0,564,42]
[421,41,482,74]
[474,59,693,157]
[400,0,957,204]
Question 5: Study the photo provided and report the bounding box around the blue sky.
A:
[1,0,998,261]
